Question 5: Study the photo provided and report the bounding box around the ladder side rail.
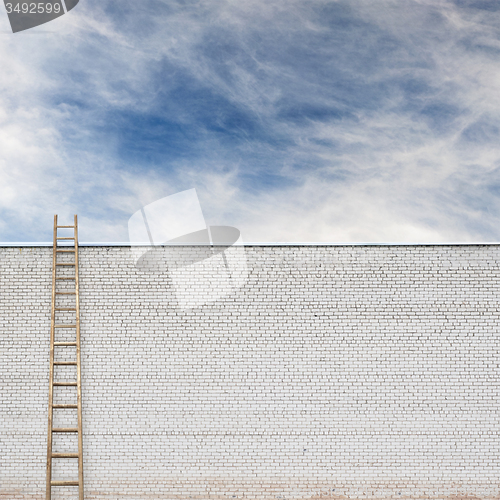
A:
[74,214,84,500]
[46,215,57,500]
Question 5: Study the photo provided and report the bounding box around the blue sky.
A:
[1,0,500,242]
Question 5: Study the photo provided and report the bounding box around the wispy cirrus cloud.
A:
[1,0,500,242]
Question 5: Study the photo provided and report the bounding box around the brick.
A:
[0,245,499,499]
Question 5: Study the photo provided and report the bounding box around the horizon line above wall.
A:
[1,241,500,247]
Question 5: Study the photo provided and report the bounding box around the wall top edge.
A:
[1,241,500,247]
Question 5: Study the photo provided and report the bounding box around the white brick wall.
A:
[1,245,499,500]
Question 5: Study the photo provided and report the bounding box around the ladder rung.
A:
[54,342,77,346]
[53,381,77,386]
[56,225,76,228]
[52,480,79,486]
[56,263,75,266]
[56,277,76,280]
[54,361,77,365]
[56,237,75,240]
[54,324,76,328]
[55,308,76,311]
[56,250,75,253]
[52,452,79,458]
[55,292,76,295]
[53,404,77,408]
[52,428,78,433]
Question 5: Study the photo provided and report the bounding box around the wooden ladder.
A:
[46,214,84,499]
